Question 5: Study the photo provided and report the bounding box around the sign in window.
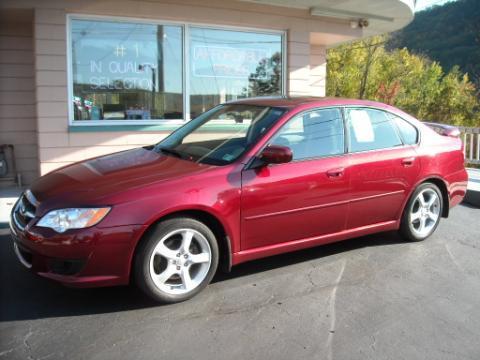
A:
[70,19,183,122]
[189,27,283,119]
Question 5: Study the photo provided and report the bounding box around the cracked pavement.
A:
[1,203,480,360]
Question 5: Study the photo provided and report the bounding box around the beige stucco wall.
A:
[309,45,327,97]
[0,0,362,179]
[0,12,39,185]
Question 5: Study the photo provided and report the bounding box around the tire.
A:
[400,182,443,242]
[134,217,219,303]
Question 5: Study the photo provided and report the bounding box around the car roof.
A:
[225,96,394,110]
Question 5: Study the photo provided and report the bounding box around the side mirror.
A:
[259,145,293,165]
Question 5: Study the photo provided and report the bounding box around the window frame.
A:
[388,113,420,146]
[246,105,423,169]
[66,14,287,127]
[344,106,420,154]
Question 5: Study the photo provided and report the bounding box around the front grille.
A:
[12,190,38,231]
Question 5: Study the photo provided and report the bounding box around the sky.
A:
[415,0,457,12]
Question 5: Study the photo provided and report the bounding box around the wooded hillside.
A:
[388,0,480,91]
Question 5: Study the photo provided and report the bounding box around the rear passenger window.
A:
[391,116,418,145]
[347,108,402,152]
[270,108,344,160]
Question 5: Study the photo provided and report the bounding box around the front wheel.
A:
[134,217,219,303]
[400,182,443,242]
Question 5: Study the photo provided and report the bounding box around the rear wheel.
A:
[400,183,443,242]
[134,217,219,303]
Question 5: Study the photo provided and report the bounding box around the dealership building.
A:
[0,0,414,185]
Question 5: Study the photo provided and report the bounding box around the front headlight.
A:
[37,208,111,233]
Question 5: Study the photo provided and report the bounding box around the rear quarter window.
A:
[391,116,419,145]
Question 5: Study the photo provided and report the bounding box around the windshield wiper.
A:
[156,147,185,159]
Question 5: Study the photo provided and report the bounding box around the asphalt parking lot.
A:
[1,203,479,360]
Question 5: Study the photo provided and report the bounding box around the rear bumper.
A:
[10,217,146,288]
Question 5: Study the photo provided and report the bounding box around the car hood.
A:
[30,147,215,206]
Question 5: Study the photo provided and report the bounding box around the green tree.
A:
[327,36,480,126]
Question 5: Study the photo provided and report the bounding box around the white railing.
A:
[458,127,480,165]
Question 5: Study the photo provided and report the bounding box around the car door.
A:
[241,107,350,250]
[345,107,421,229]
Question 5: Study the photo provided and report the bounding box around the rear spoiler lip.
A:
[423,122,461,137]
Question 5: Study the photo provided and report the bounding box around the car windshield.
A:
[154,104,287,165]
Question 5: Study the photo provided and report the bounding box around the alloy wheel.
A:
[409,188,441,238]
[149,228,212,295]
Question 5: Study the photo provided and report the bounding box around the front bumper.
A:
[10,215,146,288]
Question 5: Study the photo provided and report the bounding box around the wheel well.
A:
[422,178,449,218]
[134,210,232,274]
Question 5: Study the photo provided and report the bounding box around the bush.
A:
[326,35,480,126]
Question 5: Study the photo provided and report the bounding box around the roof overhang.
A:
[239,0,415,45]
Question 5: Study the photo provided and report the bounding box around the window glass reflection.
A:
[347,109,403,152]
[271,109,345,160]
[189,27,283,119]
[71,19,183,121]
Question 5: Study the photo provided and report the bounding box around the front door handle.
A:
[326,167,345,178]
[401,157,416,167]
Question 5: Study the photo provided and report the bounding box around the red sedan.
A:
[10,97,468,303]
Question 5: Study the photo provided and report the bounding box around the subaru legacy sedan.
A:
[10,97,468,303]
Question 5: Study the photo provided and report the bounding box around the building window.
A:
[189,27,283,119]
[68,16,285,125]
[70,19,183,122]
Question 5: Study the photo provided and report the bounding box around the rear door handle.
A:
[326,167,345,178]
[401,157,416,167]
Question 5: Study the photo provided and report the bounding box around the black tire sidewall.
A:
[134,217,219,303]
[400,182,443,242]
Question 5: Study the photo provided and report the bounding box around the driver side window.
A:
[270,108,345,161]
